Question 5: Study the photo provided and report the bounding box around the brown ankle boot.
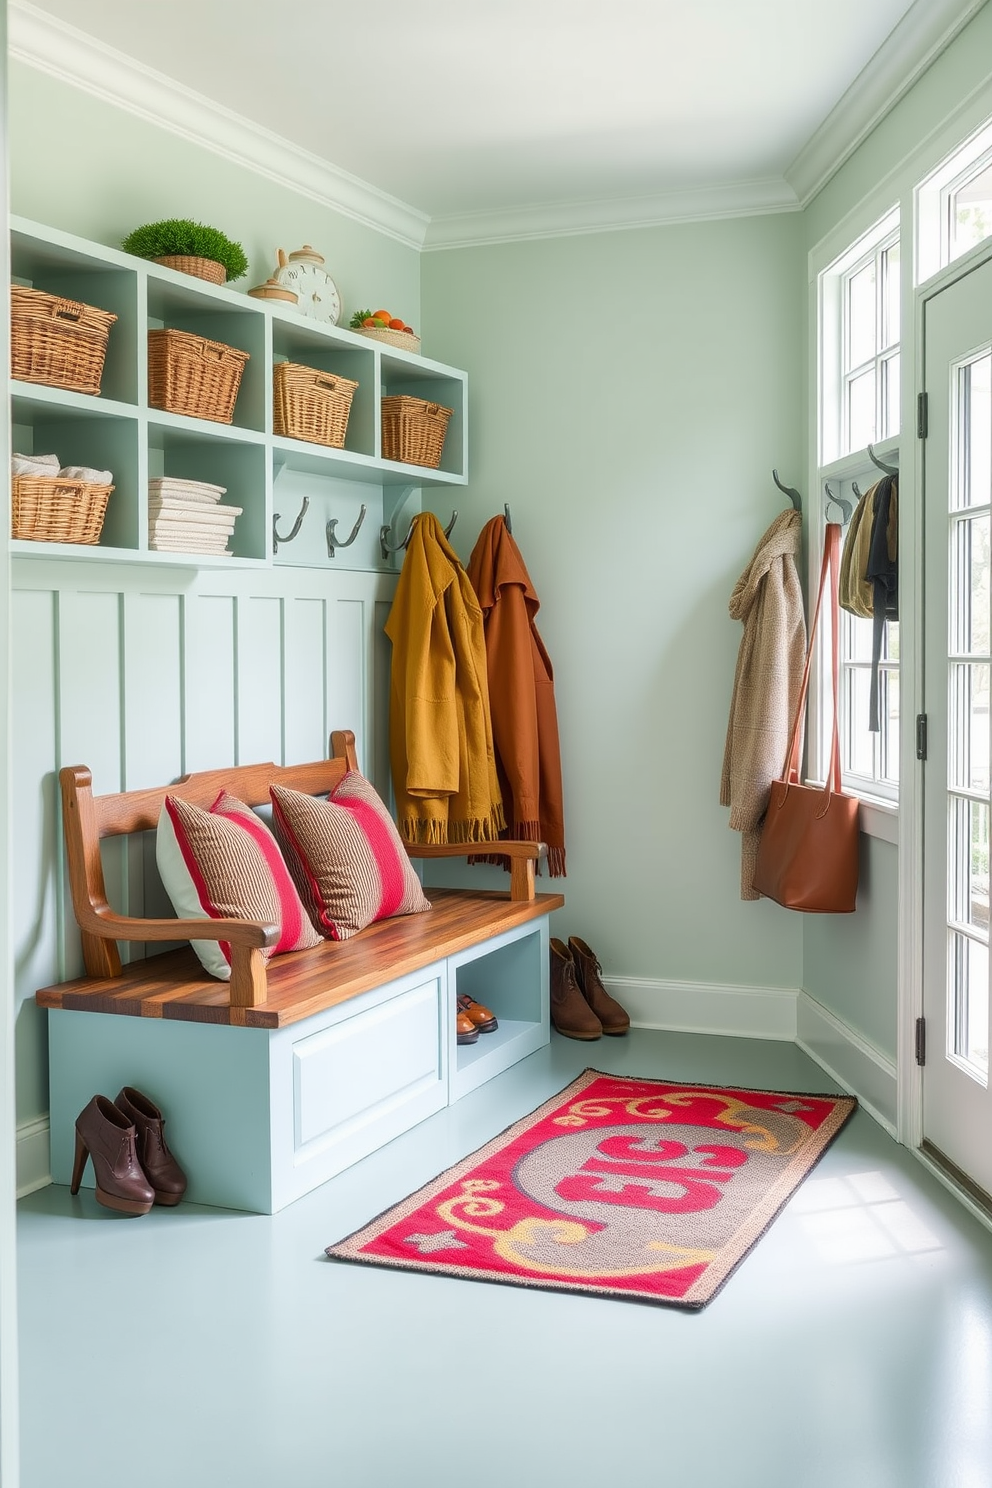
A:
[115,1087,187,1206]
[550,938,602,1040]
[568,937,630,1035]
[70,1095,155,1215]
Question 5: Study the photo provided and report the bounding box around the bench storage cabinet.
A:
[38,732,563,1212]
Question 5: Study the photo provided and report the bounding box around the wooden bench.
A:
[37,730,564,1212]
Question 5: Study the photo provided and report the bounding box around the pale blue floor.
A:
[17,1029,992,1488]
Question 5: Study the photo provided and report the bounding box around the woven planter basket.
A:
[11,474,113,544]
[272,362,358,447]
[11,285,117,396]
[153,255,226,285]
[354,326,421,355]
[381,395,452,469]
[147,329,250,424]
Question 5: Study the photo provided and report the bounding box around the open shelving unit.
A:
[9,216,468,570]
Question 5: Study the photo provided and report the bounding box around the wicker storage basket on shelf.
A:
[11,285,117,396]
[11,474,113,545]
[272,362,358,447]
[153,255,226,285]
[380,395,452,469]
[147,329,249,424]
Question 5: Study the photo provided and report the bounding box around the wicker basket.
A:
[272,362,358,447]
[11,474,113,544]
[354,326,421,355]
[381,395,452,469]
[148,329,250,424]
[153,255,226,285]
[11,285,117,396]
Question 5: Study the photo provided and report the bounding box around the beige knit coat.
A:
[720,508,806,900]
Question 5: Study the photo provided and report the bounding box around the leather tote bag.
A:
[752,523,860,913]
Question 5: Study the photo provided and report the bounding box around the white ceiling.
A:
[9,0,988,246]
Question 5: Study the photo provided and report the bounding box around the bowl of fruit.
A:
[350,309,421,355]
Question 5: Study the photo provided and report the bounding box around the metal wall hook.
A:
[772,469,802,512]
[867,443,899,477]
[824,481,853,524]
[503,503,513,535]
[326,503,367,559]
[379,510,457,561]
[272,495,309,553]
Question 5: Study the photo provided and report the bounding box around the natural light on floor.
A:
[789,1170,945,1264]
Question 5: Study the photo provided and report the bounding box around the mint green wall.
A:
[7,62,421,334]
[423,215,806,991]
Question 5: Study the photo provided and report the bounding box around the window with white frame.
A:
[818,209,901,804]
[919,118,992,282]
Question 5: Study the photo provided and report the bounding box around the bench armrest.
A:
[406,839,545,901]
[78,906,279,950]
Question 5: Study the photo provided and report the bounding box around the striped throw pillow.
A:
[270,772,431,940]
[156,789,322,980]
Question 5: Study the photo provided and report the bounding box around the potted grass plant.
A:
[121,219,249,286]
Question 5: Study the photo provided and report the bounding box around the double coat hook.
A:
[380,510,457,561]
[326,504,367,559]
[272,495,309,553]
[772,469,802,513]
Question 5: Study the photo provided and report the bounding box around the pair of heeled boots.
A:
[550,937,630,1040]
[70,1087,187,1216]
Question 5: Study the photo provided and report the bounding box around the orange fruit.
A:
[373,309,391,323]
[388,318,406,330]
[361,317,378,327]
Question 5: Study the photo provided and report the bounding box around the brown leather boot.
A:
[568,937,630,1035]
[550,938,602,1040]
[70,1095,155,1215]
[565,928,627,1035]
[115,1087,187,1206]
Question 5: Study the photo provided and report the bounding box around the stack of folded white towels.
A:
[12,452,114,483]
[148,477,243,556]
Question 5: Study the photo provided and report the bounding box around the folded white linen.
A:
[59,465,114,484]
[148,478,226,501]
[11,452,61,476]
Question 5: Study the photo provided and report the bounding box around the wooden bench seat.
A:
[37,729,565,1212]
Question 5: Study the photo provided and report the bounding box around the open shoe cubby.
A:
[9,217,468,569]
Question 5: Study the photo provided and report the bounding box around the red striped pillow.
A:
[156,789,321,980]
[270,772,431,940]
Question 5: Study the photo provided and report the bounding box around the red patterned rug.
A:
[326,1069,856,1308]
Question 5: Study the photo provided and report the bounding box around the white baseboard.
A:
[606,977,798,1041]
[16,1116,51,1198]
[796,991,898,1135]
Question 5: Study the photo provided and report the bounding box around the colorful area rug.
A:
[326,1069,857,1308]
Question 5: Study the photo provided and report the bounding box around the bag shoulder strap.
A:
[784,522,842,793]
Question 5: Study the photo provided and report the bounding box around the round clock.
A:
[273,245,342,324]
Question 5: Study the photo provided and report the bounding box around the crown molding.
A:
[423,177,801,251]
[7,0,431,250]
[786,0,989,206]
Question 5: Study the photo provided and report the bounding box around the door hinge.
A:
[916,1017,927,1066]
[918,391,929,439]
[916,713,928,761]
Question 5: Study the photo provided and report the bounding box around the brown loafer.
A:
[550,939,602,1040]
[457,993,498,1033]
[456,1010,480,1045]
[70,1095,155,1216]
[568,936,630,1035]
[115,1086,188,1206]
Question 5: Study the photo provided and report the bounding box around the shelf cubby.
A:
[146,273,268,434]
[449,924,549,1101]
[11,391,141,552]
[147,421,269,562]
[271,315,376,458]
[379,350,467,480]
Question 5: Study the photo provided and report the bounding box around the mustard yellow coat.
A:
[385,512,505,845]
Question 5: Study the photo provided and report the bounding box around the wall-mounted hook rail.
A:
[823,481,853,524]
[272,495,309,553]
[867,443,899,477]
[772,469,802,512]
[379,510,457,561]
[503,503,513,534]
[326,503,367,559]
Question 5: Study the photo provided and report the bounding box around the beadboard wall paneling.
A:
[11,560,397,1128]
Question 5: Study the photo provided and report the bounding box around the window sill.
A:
[804,781,899,844]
